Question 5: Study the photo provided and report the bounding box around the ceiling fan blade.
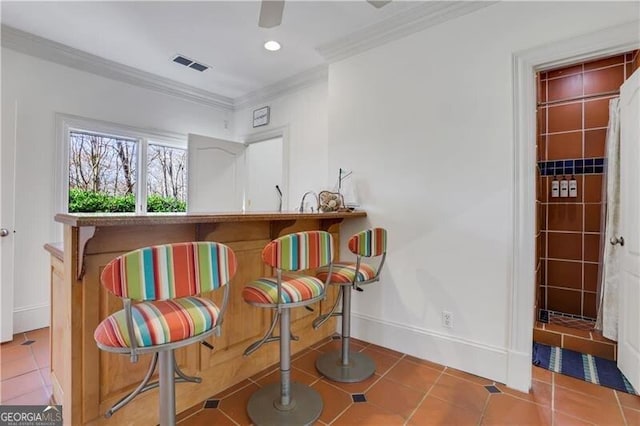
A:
[258,0,285,28]
[366,0,391,8]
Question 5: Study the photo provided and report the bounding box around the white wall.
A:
[328,1,638,387]
[234,79,329,211]
[1,48,232,332]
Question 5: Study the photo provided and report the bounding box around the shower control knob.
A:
[610,236,625,246]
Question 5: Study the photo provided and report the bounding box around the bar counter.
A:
[49,211,366,425]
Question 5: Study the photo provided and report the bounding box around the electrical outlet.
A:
[442,311,453,328]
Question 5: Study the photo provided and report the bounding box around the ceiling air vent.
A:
[172,54,210,72]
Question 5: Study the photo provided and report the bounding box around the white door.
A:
[617,68,640,390]
[245,137,283,211]
[1,101,16,342]
[187,134,245,213]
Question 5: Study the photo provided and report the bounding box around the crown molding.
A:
[316,1,498,63]
[1,25,234,111]
[233,64,328,110]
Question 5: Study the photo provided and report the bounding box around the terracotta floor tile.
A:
[0,370,46,402]
[179,408,236,425]
[366,376,424,419]
[314,338,366,354]
[554,385,625,424]
[552,410,596,425]
[622,406,640,425]
[249,362,279,382]
[218,382,259,425]
[175,401,204,423]
[310,380,352,424]
[444,367,494,386]
[39,368,52,387]
[0,344,33,365]
[311,336,334,350]
[408,395,482,425]
[590,330,616,343]
[291,350,323,378]
[26,327,50,343]
[384,358,442,391]
[349,337,370,348]
[213,379,252,399]
[365,343,404,359]
[0,354,39,380]
[616,390,640,410]
[332,401,405,426]
[482,394,551,425]
[554,373,618,402]
[429,373,489,414]
[0,333,26,349]
[2,386,51,406]
[323,372,381,394]
[357,347,400,376]
[255,367,319,387]
[532,366,553,383]
[32,344,50,368]
[495,379,552,406]
[403,354,446,371]
[545,323,591,338]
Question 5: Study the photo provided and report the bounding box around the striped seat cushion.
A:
[316,262,377,284]
[242,274,325,305]
[94,296,219,348]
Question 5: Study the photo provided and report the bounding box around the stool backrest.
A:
[101,242,237,301]
[262,231,333,271]
[348,228,387,257]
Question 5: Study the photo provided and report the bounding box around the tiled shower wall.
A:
[536,51,639,321]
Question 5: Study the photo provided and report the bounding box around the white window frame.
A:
[55,114,187,215]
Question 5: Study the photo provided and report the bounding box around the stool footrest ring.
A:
[104,352,202,418]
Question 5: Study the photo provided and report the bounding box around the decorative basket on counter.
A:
[318,191,345,212]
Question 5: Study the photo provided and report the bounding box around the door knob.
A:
[610,236,625,246]
[0,228,9,237]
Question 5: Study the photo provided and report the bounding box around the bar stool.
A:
[242,230,334,426]
[313,227,388,382]
[94,242,237,426]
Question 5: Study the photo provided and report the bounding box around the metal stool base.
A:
[247,382,322,426]
[316,350,375,383]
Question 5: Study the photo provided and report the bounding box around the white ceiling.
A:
[1,1,420,99]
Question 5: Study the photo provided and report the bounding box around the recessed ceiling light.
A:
[264,40,281,52]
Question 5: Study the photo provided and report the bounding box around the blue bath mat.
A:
[533,342,637,395]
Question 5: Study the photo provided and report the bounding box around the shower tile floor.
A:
[3,328,639,425]
[548,314,596,331]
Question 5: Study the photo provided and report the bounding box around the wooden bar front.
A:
[50,211,366,425]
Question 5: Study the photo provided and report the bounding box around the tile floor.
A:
[2,329,640,425]
[0,327,53,405]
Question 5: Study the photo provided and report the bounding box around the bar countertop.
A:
[54,210,366,227]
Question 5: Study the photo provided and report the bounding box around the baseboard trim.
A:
[13,303,49,333]
[350,312,508,384]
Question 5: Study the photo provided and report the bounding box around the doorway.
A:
[509,22,639,392]
[245,137,284,212]
[533,51,638,360]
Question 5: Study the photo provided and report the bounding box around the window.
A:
[59,116,187,214]
[146,144,187,212]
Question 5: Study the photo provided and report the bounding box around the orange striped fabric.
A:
[347,228,387,257]
[94,296,219,348]
[242,274,325,305]
[315,262,377,284]
[261,231,333,271]
[101,242,237,301]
